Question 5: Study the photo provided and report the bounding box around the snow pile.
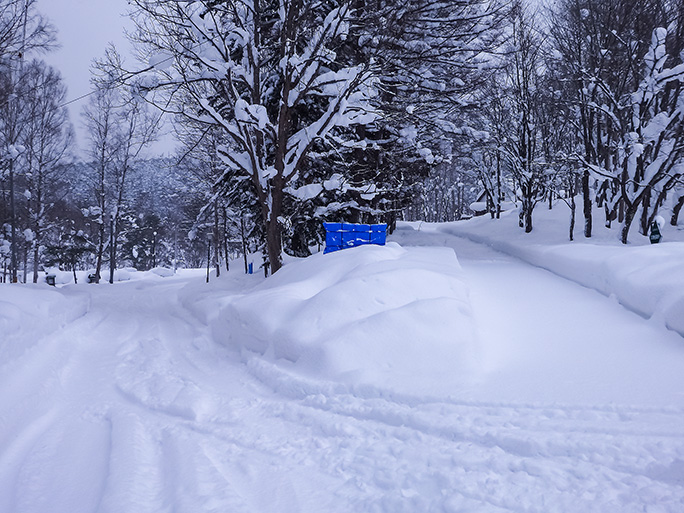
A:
[148,266,176,278]
[0,285,89,365]
[219,242,480,396]
[39,266,180,286]
[398,205,684,337]
[43,267,77,285]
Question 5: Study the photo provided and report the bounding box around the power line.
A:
[0,50,178,112]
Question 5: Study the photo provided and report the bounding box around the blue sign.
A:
[324,223,387,253]
[650,221,662,244]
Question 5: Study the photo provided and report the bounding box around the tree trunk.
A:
[487,190,495,219]
[265,217,282,274]
[9,159,18,283]
[604,201,617,228]
[240,216,249,274]
[265,185,284,274]
[109,217,116,284]
[95,220,105,283]
[569,194,576,241]
[222,207,230,272]
[620,204,638,244]
[582,169,592,238]
[639,188,651,236]
[646,188,668,233]
[206,240,211,283]
[22,246,28,283]
[495,152,502,219]
[213,204,221,278]
[524,202,533,233]
[618,197,625,223]
[671,195,684,226]
[32,239,39,284]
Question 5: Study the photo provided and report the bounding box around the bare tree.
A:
[0,0,54,60]
[483,3,548,233]
[21,60,73,282]
[82,80,117,282]
[83,50,158,283]
[0,0,55,282]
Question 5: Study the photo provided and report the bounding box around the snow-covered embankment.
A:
[410,213,684,337]
[215,242,480,397]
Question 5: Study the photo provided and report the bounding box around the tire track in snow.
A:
[292,383,684,511]
[0,281,217,513]
[234,355,684,512]
[3,255,684,512]
[0,408,58,513]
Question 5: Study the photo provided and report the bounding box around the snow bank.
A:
[513,242,684,335]
[0,285,89,366]
[399,205,684,337]
[40,266,180,285]
[147,266,175,278]
[219,242,480,396]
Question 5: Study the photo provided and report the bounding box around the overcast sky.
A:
[36,0,174,157]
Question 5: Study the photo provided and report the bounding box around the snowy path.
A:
[1,235,684,512]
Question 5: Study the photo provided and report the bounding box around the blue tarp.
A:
[324,222,387,253]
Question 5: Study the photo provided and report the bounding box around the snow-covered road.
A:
[1,233,683,512]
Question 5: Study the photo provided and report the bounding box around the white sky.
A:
[36,0,174,157]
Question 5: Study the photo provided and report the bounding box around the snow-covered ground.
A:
[1,207,684,512]
[416,204,684,337]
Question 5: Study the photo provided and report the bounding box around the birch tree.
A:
[0,0,54,282]
[83,55,158,282]
[21,60,73,282]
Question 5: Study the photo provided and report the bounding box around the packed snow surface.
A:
[2,213,684,512]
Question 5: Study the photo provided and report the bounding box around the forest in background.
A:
[1,0,683,282]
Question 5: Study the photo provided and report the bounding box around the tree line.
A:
[1,0,683,282]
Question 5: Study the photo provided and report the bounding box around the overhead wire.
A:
[0,49,178,112]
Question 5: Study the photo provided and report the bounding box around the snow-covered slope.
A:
[1,215,684,512]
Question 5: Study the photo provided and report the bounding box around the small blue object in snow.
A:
[324,222,386,253]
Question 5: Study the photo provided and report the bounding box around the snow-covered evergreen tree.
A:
[127,0,378,273]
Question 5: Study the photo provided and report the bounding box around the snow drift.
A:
[397,206,684,338]
[218,242,480,396]
[0,285,89,365]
